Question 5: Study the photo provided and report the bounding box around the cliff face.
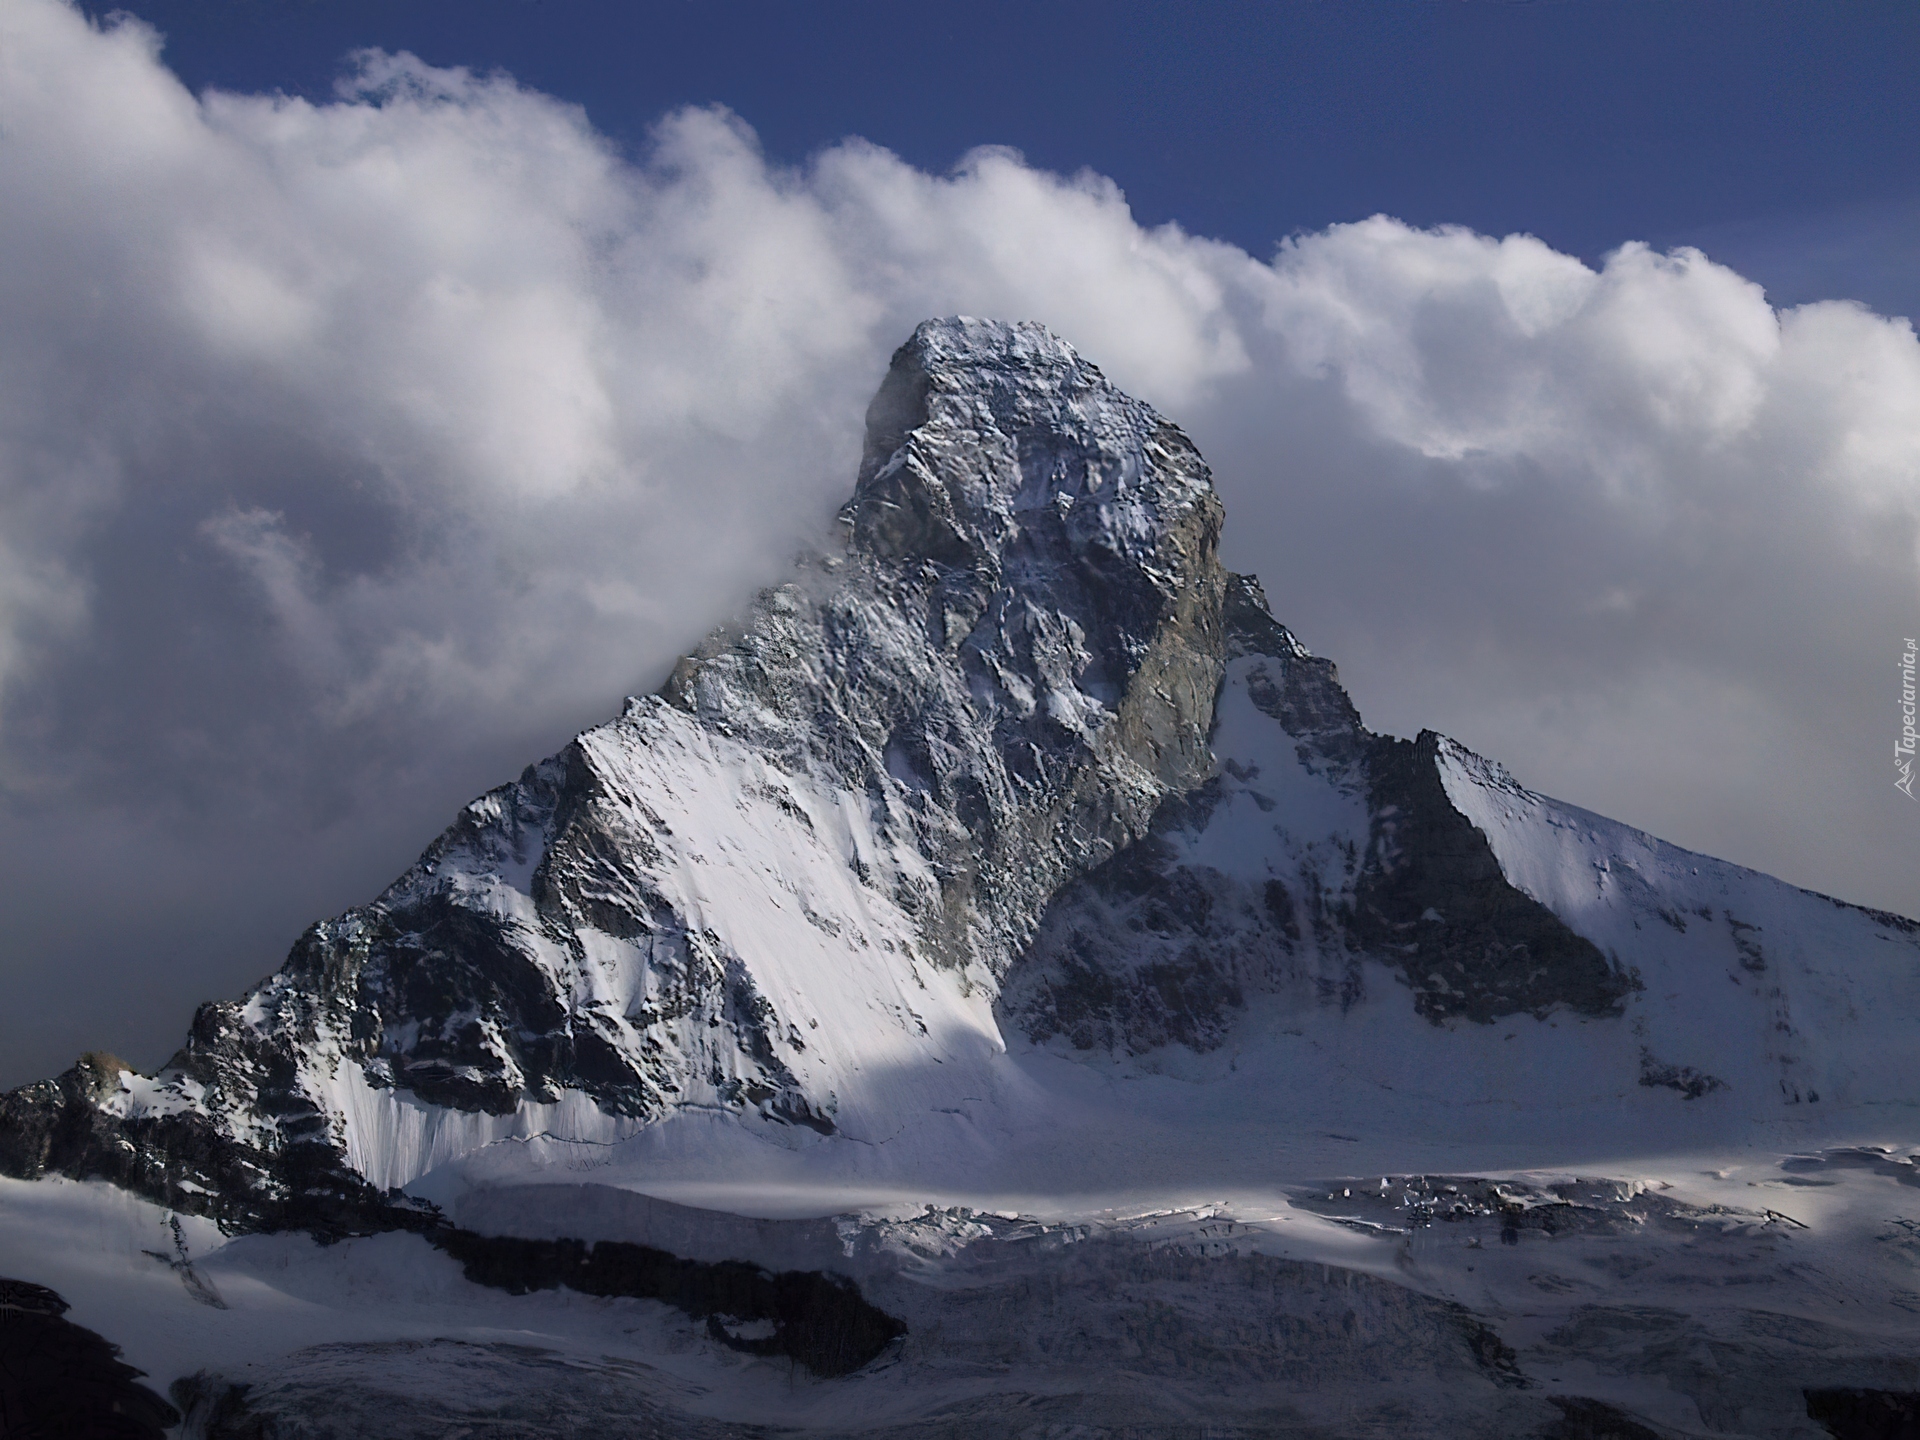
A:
[4,318,1916,1236]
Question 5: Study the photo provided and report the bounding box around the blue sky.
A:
[84,0,1920,318]
[1,0,1916,1084]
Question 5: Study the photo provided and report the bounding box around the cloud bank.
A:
[1,0,1916,1085]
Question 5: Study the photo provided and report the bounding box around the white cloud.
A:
[0,0,1915,1084]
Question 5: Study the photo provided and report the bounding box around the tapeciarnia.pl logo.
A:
[1901,638,1918,800]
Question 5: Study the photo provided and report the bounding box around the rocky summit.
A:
[4,320,1920,1439]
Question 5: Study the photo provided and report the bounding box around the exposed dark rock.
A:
[1354,731,1636,1025]
[1456,1307,1529,1388]
[1291,1173,1781,1246]
[1005,821,1251,1053]
[1224,574,1369,770]
[0,1051,439,1241]
[1806,1387,1920,1440]
[1543,1395,1670,1440]
[0,1277,180,1439]
[431,1229,905,1377]
[1638,1051,1727,1100]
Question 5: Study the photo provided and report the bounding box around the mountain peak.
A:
[4,321,1918,1246]
[847,316,1216,579]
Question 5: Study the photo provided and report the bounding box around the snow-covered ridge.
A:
[1436,737,1920,1116]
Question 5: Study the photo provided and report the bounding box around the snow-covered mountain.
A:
[5,319,1919,1439]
